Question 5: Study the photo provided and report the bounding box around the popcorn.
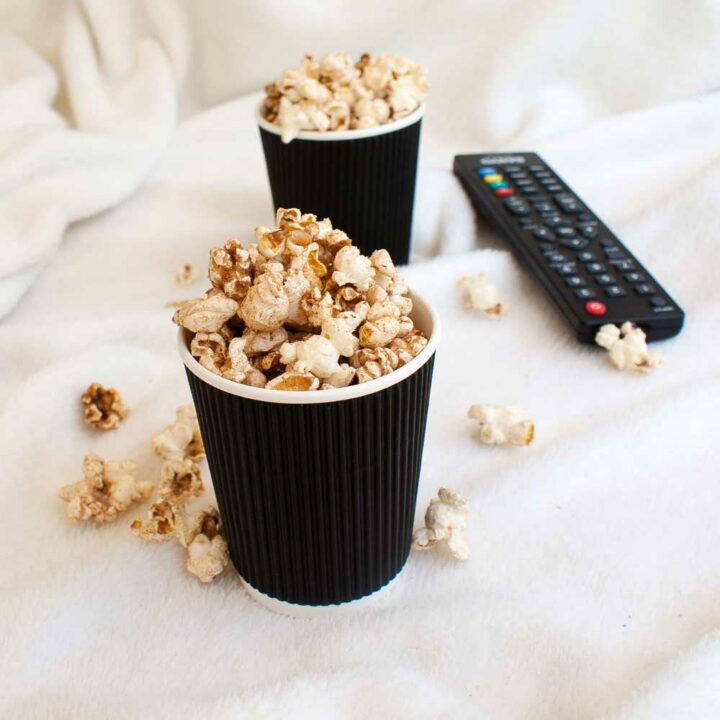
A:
[412,488,469,560]
[59,454,153,524]
[181,507,229,584]
[208,238,254,301]
[458,274,503,318]
[158,457,205,507]
[153,405,205,463]
[173,291,239,333]
[80,382,127,430]
[176,209,427,391]
[595,322,663,373]
[130,499,181,542]
[263,53,428,142]
[467,404,535,446]
[176,263,198,285]
[332,246,374,292]
[351,347,399,384]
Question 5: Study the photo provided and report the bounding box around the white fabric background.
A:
[1,1,720,718]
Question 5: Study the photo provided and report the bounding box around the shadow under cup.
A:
[178,291,440,607]
[257,105,424,265]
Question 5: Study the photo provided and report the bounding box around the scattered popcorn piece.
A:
[412,488,469,560]
[153,405,205,463]
[176,263,198,286]
[458,273,503,318]
[80,382,127,430]
[130,499,182,542]
[595,322,663,373]
[181,507,229,583]
[59,455,153,524]
[263,53,427,143]
[173,291,239,333]
[158,457,205,507]
[467,404,534,446]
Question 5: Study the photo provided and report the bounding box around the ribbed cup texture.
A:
[185,356,435,606]
[259,119,422,264]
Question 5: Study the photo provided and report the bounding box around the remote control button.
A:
[578,224,599,239]
[533,171,552,179]
[575,288,597,299]
[578,212,594,222]
[554,194,582,213]
[514,178,533,187]
[533,202,554,213]
[538,242,556,252]
[544,215,571,228]
[477,167,497,176]
[624,272,645,284]
[504,198,531,215]
[577,251,596,262]
[556,227,577,238]
[488,181,509,189]
[604,285,627,298]
[520,186,540,195]
[546,184,563,193]
[603,247,625,258]
[539,177,560,187]
[560,237,589,250]
[595,273,616,286]
[533,227,555,241]
[600,238,615,247]
[545,252,567,264]
[565,276,586,288]
[529,164,544,172]
[634,283,656,296]
[649,296,670,308]
[495,187,514,197]
[586,262,606,274]
[584,300,606,315]
[483,174,503,184]
[608,259,634,271]
[556,262,577,276]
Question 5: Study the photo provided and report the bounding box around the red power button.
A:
[584,301,606,316]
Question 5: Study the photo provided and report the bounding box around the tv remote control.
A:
[453,152,684,343]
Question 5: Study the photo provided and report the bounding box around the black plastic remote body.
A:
[453,152,684,343]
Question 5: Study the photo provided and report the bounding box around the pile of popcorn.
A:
[262,53,428,142]
[173,208,428,391]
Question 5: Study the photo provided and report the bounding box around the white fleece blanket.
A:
[2,1,720,718]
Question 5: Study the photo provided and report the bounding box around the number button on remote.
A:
[604,286,627,298]
[635,283,656,296]
[577,251,596,262]
[575,288,597,299]
[554,194,582,213]
[533,227,555,241]
[556,262,577,276]
[586,262,605,274]
[504,198,531,215]
[560,238,589,250]
[565,276,586,288]
[595,274,616,286]
[625,272,645,284]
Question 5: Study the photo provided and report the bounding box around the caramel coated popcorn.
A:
[174,209,428,391]
[262,53,428,142]
[412,488,470,560]
[458,274,503,319]
[153,405,205,463]
[81,383,127,430]
[181,507,229,583]
[59,454,153,524]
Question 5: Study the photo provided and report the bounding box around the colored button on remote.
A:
[477,167,497,176]
[495,187,514,197]
[488,181,508,189]
[585,300,606,316]
[483,174,503,184]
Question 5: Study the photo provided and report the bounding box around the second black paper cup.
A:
[257,104,424,264]
[178,290,439,611]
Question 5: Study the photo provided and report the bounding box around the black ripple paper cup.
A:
[178,291,439,614]
[257,104,424,265]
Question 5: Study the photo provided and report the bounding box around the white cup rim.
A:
[178,289,440,405]
[256,101,425,142]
